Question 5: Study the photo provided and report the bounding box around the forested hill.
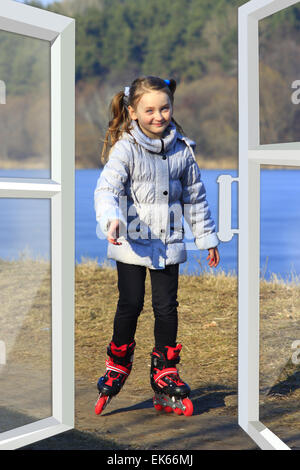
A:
[1,0,300,169]
[26,0,300,85]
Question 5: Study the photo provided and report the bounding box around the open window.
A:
[0,0,75,449]
[238,0,300,450]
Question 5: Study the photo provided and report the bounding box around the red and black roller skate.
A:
[150,344,193,416]
[95,340,135,415]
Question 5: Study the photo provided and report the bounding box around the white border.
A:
[0,0,75,449]
[238,0,300,450]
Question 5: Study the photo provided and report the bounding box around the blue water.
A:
[0,168,299,281]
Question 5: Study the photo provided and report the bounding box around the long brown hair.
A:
[99,76,185,165]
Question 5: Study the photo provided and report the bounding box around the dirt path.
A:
[75,380,258,451]
[2,365,300,450]
[17,378,257,451]
[2,365,297,450]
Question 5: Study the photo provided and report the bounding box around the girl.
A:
[94,76,220,416]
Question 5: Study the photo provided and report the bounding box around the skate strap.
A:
[105,359,130,376]
[109,340,136,358]
[153,355,180,369]
[154,367,179,383]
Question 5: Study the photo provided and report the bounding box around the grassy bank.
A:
[2,157,300,170]
[1,257,300,435]
[0,153,237,170]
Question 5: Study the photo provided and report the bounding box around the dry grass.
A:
[3,156,300,171]
[1,255,300,430]
[0,255,52,368]
[0,154,237,170]
[73,258,239,392]
[0,158,49,170]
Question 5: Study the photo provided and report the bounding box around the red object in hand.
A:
[206,247,220,268]
[107,219,122,245]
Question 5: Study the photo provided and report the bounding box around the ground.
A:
[1,260,300,450]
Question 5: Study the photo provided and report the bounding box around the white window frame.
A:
[0,0,75,449]
[238,0,300,450]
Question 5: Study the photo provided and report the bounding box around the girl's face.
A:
[128,90,173,139]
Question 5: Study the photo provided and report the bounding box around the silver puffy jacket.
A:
[94,119,219,270]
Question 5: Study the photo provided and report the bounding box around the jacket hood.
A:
[121,119,196,160]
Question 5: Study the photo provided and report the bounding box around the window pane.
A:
[0,30,51,178]
[259,6,300,145]
[0,198,52,433]
[260,166,300,449]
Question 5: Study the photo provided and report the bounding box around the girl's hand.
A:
[206,247,220,268]
[107,219,122,245]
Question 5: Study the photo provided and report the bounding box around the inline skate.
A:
[95,340,135,415]
[150,343,193,416]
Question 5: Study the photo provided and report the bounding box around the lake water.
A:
[0,168,299,282]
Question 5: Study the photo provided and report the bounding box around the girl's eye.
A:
[146,107,169,112]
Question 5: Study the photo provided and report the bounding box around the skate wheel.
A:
[174,407,183,415]
[154,403,163,411]
[182,398,193,416]
[95,396,108,415]
[153,395,164,411]
[164,406,173,413]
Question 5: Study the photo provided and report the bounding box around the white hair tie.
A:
[123,86,130,108]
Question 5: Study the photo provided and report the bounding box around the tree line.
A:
[0,0,299,168]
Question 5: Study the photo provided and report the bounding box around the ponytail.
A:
[99,90,133,166]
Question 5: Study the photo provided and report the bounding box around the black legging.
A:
[112,261,179,350]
